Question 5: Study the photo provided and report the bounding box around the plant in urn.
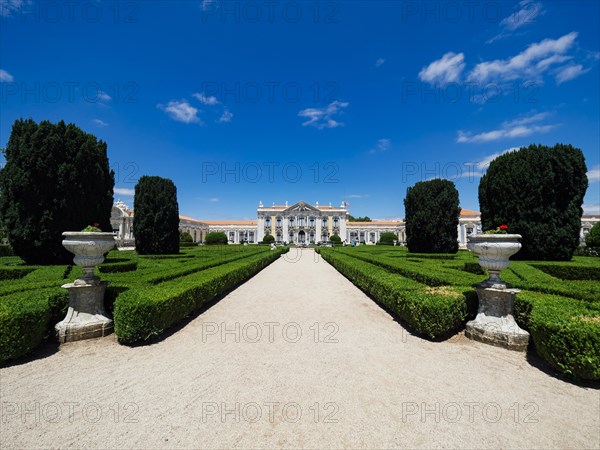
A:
[466,225,530,351]
[55,224,116,343]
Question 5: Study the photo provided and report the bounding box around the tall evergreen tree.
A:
[0,119,114,264]
[133,176,180,254]
[404,179,460,253]
[479,144,588,260]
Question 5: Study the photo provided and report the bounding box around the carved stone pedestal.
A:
[55,281,113,343]
[465,286,529,351]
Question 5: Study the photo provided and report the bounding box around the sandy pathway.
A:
[1,249,598,449]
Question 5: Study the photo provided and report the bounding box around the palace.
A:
[111,199,599,248]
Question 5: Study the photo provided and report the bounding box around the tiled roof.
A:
[200,220,257,226]
[179,215,207,224]
[348,221,403,226]
[460,209,480,217]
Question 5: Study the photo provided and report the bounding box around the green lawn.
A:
[0,245,287,362]
[317,245,600,381]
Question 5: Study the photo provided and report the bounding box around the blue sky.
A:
[1,0,599,220]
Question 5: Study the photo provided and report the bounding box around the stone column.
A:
[316,217,321,242]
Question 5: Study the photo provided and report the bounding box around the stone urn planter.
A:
[55,232,116,343]
[466,233,529,351]
[467,234,522,289]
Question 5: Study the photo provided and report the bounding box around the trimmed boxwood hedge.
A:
[98,261,138,274]
[515,291,600,380]
[319,249,474,338]
[533,264,600,281]
[114,248,287,343]
[0,246,279,362]
[0,267,35,280]
[0,289,68,362]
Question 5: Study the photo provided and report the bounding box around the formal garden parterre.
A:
[0,245,288,362]
[316,245,600,381]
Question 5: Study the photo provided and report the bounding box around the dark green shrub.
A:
[330,234,341,244]
[0,267,35,280]
[262,234,275,244]
[515,291,600,380]
[0,288,68,362]
[463,262,485,275]
[0,245,13,257]
[585,222,600,249]
[206,232,228,245]
[378,232,397,245]
[479,144,588,260]
[573,246,599,257]
[98,261,138,273]
[533,264,600,281]
[134,176,180,255]
[404,179,460,253]
[0,119,115,264]
[179,231,194,243]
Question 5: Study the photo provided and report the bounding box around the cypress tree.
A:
[133,176,180,254]
[404,179,460,253]
[0,119,114,264]
[479,144,588,260]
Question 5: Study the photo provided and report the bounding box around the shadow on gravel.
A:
[0,341,60,369]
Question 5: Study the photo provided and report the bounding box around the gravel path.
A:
[1,249,598,449]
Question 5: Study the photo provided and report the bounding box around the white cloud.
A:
[418,52,465,85]
[467,147,521,176]
[554,64,590,84]
[457,112,556,143]
[208,197,220,202]
[193,92,220,105]
[369,138,391,154]
[98,91,111,102]
[218,110,233,123]
[347,194,369,199]
[501,1,543,31]
[92,119,108,127]
[201,0,216,11]
[587,165,600,183]
[583,204,600,215]
[468,32,578,84]
[375,58,385,67]
[488,1,543,42]
[0,69,14,82]
[298,100,349,129]
[0,0,26,17]
[158,100,201,124]
[114,188,135,197]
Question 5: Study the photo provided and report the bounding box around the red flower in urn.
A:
[499,224,508,231]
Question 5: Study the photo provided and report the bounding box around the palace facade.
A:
[111,199,599,248]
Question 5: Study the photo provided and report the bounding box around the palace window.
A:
[276,217,282,227]
[298,216,305,227]
[229,232,235,241]
[466,227,473,235]
[289,217,295,226]
[322,218,328,227]
[309,217,315,227]
[265,217,271,227]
